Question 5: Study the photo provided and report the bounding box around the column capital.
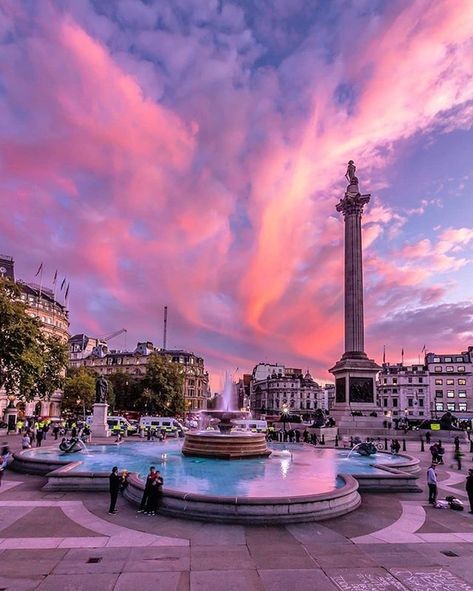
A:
[336,192,371,217]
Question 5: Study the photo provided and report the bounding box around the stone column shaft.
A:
[344,210,364,353]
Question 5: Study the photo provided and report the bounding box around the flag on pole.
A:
[421,344,426,353]
[65,282,70,299]
[35,262,43,277]
[53,270,58,285]
[60,277,66,290]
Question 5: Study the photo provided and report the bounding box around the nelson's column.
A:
[330,161,382,430]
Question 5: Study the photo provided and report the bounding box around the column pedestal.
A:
[4,406,18,434]
[90,403,110,438]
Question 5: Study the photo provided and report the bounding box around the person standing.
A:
[425,431,431,444]
[52,424,60,441]
[36,429,43,448]
[427,464,438,505]
[108,466,121,514]
[454,436,460,452]
[147,470,163,516]
[466,468,473,514]
[138,466,157,514]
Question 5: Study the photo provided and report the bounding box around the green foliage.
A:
[139,353,185,415]
[62,367,97,414]
[107,371,137,411]
[0,278,68,401]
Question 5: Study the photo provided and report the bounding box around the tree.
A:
[0,278,67,401]
[140,353,185,415]
[108,371,137,411]
[62,367,96,415]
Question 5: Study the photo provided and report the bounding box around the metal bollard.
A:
[384,438,388,450]
[335,435,339,447]
[321,434,325,445]
[470,440,473,453]
[402,438,406,451]
[420,437,424,452]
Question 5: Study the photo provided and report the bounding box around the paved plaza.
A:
[0,436,473,590]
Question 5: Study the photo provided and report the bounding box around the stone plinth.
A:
[90,403,110,438]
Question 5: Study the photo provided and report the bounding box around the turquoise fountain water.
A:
[29,440,405,498]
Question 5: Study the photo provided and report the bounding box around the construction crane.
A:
[99,328,127,347]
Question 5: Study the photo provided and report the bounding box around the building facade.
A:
[426,350,472,420]
[249,363,325,419]
[377,363,429,421]
[69,338,210,411]
[0,256,70,419]
[377,348,473,422]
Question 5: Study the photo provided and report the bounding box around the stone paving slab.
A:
[191,544,254,571]
[125,546,190,572]
[189,523,246,546]
[114,571,189,591]
[326,567,409,590]
[0,575,44,590]
[190,570,264,591]
[0,549,67,577]
[390,566,473,591]
[35,573,118,591]
[52,547,131,574]
[258,568,338,591]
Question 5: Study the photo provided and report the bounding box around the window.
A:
[419,411,424,416]
[458,379,466,385]
[392,398,398,407]
[456,357,464,362]
[419,399,424,407]
[434,366,442,372]
[393,388,398,394]
[446,366,454,372]
[446,379,454,385]
[419,377,423,383]
[435,379,443,385]
[436,402,444,411]
[459,403,467,412]
[383,399,388,407]
[408,399,413,407]
[458,366,465,372]
[435,390,443,398]
[392,378,398,384]
[447,403,455,411]
[447,390,455,398]
[408,377,412,384]
[418,388,423,393]
[459,390,467,398]
[433,357,441,362]
[444,357,452,362]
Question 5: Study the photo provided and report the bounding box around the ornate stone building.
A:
[0,255,70,418]
[69,338,210,411]
[249,363,325,419]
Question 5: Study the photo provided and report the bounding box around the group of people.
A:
[427,464,473,513]
[108,465,163,516]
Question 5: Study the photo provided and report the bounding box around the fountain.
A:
[182,373,271,459]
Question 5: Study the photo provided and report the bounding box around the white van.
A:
[232,419,268,433]
[138,416,186,437]
[85,415,137,435]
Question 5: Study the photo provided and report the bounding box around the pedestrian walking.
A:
[466,468,473,514]
[36,430,43,448]
[108,466,121,514]
[454,448,463,471]
[425,431,431,444]
[427,464,438,505]
[454,436,460,452]
[53,425,60,441]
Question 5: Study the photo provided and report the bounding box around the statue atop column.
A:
[95,375,108,404]
[337,159,370,215]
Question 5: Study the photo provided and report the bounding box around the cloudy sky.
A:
[1,0,473,388]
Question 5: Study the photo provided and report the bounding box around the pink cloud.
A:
[0,0,472,384]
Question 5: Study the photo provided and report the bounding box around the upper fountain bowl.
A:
[182,409,270,459]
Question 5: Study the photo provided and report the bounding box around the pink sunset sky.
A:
[1,0,473,390]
